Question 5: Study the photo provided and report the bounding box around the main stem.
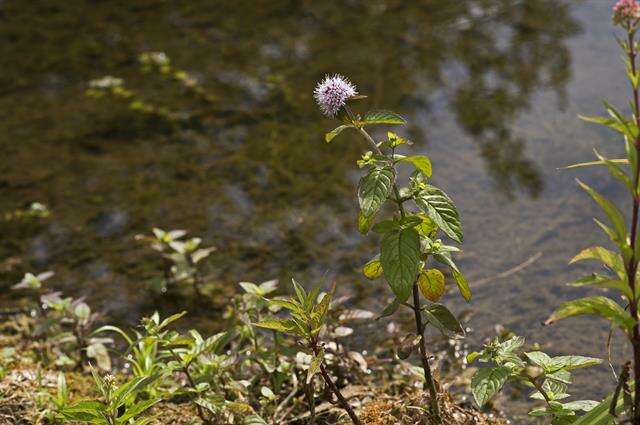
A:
[627,30,640,425]
[356,125,441,422]
[412,282,441,421]
[311,341,361,425]
[169,348,208,424]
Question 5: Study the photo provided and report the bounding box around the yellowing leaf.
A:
[418,269,445,302]
[362,258,383,280]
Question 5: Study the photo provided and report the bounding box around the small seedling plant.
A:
[468,335,601,424]
[135,228,216,295]
[56,367,162,425]
[544,2,640,422]
[315,74,469,422]
[255,279,362,425]
[11,271,113,370]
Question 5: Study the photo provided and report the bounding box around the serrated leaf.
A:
[399,155,432,178]
[358,167,395,217]
[562,400,599,412]
[549,355,601,371]
[545,296,635,331]
[380,227,421,302]
[471,367,510,407]
[362,257,383,280]
[418,269,445,302]
[415,186,463,243]
[360,109,406,126]
[325,124,354,143]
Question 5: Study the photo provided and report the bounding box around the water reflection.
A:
[0,1,580,318]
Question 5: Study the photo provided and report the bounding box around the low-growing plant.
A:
[135,228,216,295]
[98,310,268,424]
[468,335,601,424]
[255,279,362,425]
[315,74,469,422]
[544,1,640,422]
[56,367,162,424]
[11,271,113,370]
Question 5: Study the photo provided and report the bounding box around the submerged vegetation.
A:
[5,1,640,424]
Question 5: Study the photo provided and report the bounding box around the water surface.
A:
[0,0,629,419]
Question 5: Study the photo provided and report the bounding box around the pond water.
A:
[0,0,631,419]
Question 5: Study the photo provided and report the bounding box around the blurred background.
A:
[0,0,628,416]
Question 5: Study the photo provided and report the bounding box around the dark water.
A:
[0,0,631,419]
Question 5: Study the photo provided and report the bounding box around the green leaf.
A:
[593,149,633,194]
[254,319,299,335]
[376,298,400,319]
[360,110,406,126]
[372,219,399,234]
[569,246,626,280]
[415,186,463,243]
[452,270,471,302]
[399,155,432,178]
[380,227,421,302]
[545,296,635,331]
[471,367,510,407]
[549,355,601,371]
[423,303,464,336]
[571,391,625,425]
[524,351,553,369]
[325,124,354,143]
[576,180,627,246]
[567,274,631,297]
[362,257,383,280]
[563,158,629,169]
[417,269,445,302]
[561,400,599,412]
[358,167,395,217]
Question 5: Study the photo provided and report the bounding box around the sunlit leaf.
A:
[415,186,463,243]
[545,296,635,331]
[325,124,354,143]
[399,155,432,178]
[358,167,395,217]
[471,367,510,407]
[359,110,406,126]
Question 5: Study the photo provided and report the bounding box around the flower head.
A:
[314,74,357,117]
[613,0,640,26]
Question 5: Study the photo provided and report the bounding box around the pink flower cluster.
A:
[613,0,640,26]
[314,74,357,117]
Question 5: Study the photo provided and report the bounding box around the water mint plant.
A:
[318,74,469,422]
[545,2,640,422]
[468,335,600,423]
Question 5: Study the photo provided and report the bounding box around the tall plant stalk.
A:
[626,28,640,424]
[546,4,640,423]
[356,125,441,420]
[315,74,469,424]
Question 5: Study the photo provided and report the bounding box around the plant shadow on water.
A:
[2,0,626,419]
